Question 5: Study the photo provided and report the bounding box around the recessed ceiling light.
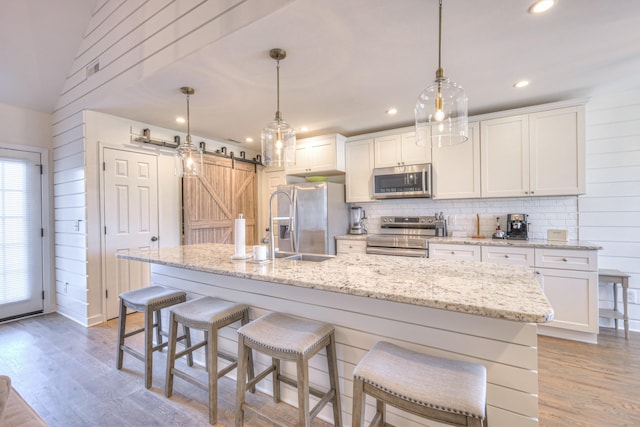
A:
[528,0,556,14]
[386,108,398,115]
[300,126,309,132]
[176,117,186,124]
[514,80,530,88]
[245,137,253,143]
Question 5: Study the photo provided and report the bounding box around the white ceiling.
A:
[3,0,640,152]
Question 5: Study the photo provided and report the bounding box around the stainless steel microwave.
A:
[372,163,432,199]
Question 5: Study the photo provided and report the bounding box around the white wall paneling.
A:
[583,89,640,333]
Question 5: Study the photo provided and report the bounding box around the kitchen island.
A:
[119,243,553,427]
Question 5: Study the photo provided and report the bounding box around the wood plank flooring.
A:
[0,313,639,426]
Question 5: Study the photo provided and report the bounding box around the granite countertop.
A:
[427,237,602,250]
[120,243,553,324]
[335,234,367,241]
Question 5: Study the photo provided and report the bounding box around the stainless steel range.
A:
[366,215,436,257]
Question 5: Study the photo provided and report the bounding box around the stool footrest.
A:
[277,374,328,400]
[310,389,336,421]
[247,365,276,390]
[120,345,144,362]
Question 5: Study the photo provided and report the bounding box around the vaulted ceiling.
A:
[2,0,640,151]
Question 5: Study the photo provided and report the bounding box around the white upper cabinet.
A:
[345,138,375,203]
[286,133,346,176]
[480,105,585,198]
[432,122,480,199]
[481,114,530,198]
[374,132,430,168]
[529,106,585,196]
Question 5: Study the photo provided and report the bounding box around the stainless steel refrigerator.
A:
[276,182,348,255]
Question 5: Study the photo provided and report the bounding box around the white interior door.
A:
[104,148,159,319]
[0,148,43,321]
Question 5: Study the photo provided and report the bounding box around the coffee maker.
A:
[349,206,367,235]
[506,213,528,240]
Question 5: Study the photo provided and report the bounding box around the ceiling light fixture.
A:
[175,86,203,177]
[176,117,186,124]
[528,0,556,14]
[261,48,296,167]
[415,0,468,147]
[245,137,253,143]
[386,108,398,115]
[514,80,530,88]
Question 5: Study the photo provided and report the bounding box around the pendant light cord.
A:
[186,92,191,143]
[275,57,281,120]
[436,0,444,80]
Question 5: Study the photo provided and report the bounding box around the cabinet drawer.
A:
[429,244,481,262]
[535,249,597,272]
[336,239,366,254]
[481,246,535,267]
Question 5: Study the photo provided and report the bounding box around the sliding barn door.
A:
[183,155,257,246]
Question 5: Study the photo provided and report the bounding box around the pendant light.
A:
[175,86,203,177]
[261,48,296,167]
[415,0,468,147]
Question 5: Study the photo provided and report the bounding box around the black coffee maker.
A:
[506,213,528,240]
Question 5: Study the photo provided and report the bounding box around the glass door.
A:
[0,148,43,321]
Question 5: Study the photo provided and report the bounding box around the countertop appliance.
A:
[366,215,436,257]
[276,182,348,255]
[349,206,367,235]
[507,213,529,240]
[372,163,432,199]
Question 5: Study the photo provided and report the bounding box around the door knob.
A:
[151,236,158,242]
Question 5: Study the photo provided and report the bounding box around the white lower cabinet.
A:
[429,243,481,262]
[432,243,599,342]
[534,248,598,342]
[336,239,367,254]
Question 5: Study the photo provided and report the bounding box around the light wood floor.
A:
[1,313,639,427]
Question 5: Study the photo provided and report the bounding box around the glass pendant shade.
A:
[415,76,468,147]
[175,86,203,177]
[262,114,296,168]
[175,136,202,177]
[262,48,296,167]
[415,0,468,148]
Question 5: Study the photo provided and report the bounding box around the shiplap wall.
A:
[52,0,291,325]
[582,89,640,332]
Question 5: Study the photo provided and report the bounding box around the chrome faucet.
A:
[268,190,295,262]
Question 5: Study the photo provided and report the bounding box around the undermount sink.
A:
[274,251,335,262]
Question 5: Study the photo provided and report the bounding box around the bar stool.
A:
[235,312,342,427]
[352,341,487,427]
[599,268,631,339]
[165,297,252,425]
[116,286,187,389]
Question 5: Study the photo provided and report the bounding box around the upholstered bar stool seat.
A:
[165,297,252,425]
[352,341,487,427]
[116,286,187,389]
[235,312,342,427]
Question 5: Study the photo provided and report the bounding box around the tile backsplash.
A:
[353,196,579,240]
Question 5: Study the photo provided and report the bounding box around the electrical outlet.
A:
[628,289,637,305]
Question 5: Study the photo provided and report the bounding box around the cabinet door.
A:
[400,132,431,165]
[432,122,480,199]
[429,243,481,261]
[287,143,310,174]
[373,134,402,167]
[481,115,530,198]
[346,139,375,202]
[529,106,585,196]
[308,136,336,172]
[481,245,534,267]
[536,268,598,333]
